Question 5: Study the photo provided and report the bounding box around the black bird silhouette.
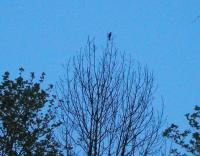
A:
[108,32,112,40]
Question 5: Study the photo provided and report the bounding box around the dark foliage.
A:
[0,68,62,156]
[163,105,200,156]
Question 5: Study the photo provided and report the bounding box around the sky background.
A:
[0,0,200,126]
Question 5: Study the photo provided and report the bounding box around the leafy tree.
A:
[163,105,200,156]
[0,68,62,155]
[57,38,164,156]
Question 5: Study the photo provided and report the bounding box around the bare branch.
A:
[57,37,164,156]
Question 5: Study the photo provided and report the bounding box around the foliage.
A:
[0,68,62,155]
[163,105,200,156]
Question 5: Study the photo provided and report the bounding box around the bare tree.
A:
[57,38,164,156]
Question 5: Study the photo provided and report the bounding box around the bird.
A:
[108,32,112,41]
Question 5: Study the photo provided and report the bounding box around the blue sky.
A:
[0,0,200,125]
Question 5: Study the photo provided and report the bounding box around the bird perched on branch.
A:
[108,32,112,41]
